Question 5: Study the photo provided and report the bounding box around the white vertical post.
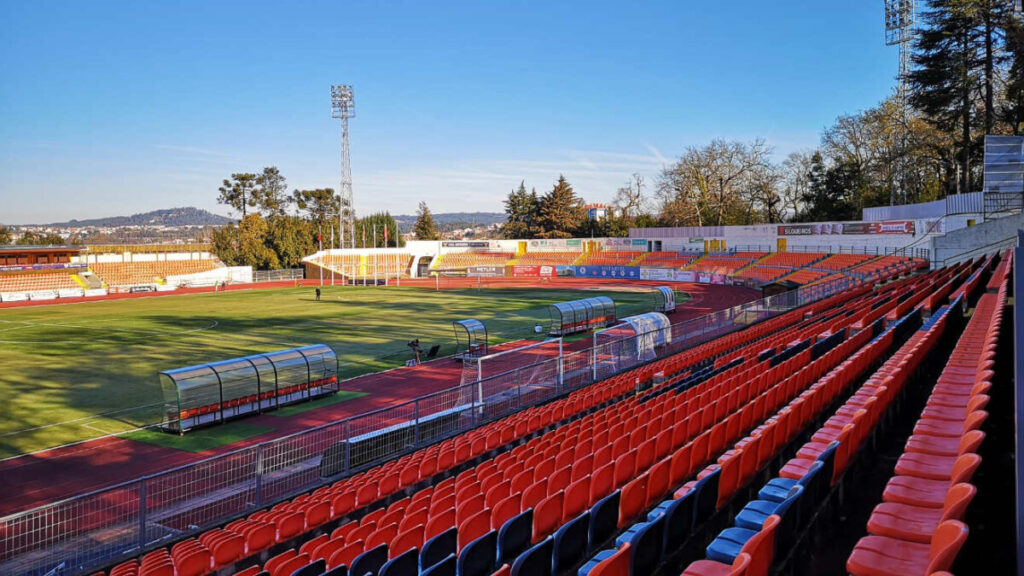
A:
[558,338,564,389]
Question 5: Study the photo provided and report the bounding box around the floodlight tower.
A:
[331,85,356,249]
[884,0,916,204]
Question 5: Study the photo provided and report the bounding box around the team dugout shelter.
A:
[160,344,339,434]
[453,319,489,360]
[548,296,617,336]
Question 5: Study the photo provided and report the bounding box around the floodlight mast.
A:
[331,85,355,252]
[884,0,916,205]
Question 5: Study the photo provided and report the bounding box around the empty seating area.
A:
[815,253,875,271]
[754,252,824,268]
[91,260,219,287]
[686,253,765,276]
[578,251,643,266]
[514,252,582,266]
[846,256,1008,575]
[86,250,1019,576]
[636,252,699,269]
[315,255,362,273]
[98,260,928,576]
[362,254,414,277]
[778,268,830,285]
[434,252,514,270]
[0,270,81,293]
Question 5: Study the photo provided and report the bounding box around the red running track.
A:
[0,281,758,517]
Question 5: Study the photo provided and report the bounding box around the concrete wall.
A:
[931,212,1024,265]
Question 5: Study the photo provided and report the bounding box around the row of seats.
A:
[815,253,875,271]
[0,270,81,292]
[754,252,824,268]
[361,254,414,277]
[635,252,699,269]
[91,260,219,287]
[577,252,643,267]
[435,253,515,270]
[846,255,1008,575]
[514,252,582,266]
[686,253,765,276]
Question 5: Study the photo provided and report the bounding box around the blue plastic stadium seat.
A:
[628,515,664,576]
[511,536,553,576]
[349,543,388,576]
[705,526,760,565]
[457,530,497,576]
[420,553,455,576]
[588,491,621,550]
[420,528,457,573]
[379,547,417,576]
[552,512,590,575]
[735,485,804,531]
[757,446,829,503]
[497,509,533,567]
[577,548,618,576]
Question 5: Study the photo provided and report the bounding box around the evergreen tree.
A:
[1004,9,1024,133]
[502,181,540,238]
[797,153,861,222]
[354,212,403,248]
[537,175,585,239]
[292,188,341,241]
[413,202,440,240]
[253,166,290,217]
[217,173,258,218]
[910,0,985,194]
[0,226,11,245]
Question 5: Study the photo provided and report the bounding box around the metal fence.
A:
[252,268,305,283]
[0,272,862,576]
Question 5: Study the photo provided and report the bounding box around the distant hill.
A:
[49,207,233,227]
[393,212,505,233]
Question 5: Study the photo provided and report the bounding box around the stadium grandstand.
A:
[18,246,1008,576]
[2,195,1024,576]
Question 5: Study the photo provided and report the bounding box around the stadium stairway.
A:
[94,266,926,576]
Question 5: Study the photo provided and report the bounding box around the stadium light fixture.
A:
[331,85,355,250]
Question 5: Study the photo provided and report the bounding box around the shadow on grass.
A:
[123,421,276,453]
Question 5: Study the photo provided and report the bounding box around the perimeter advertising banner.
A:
[442,241,490,248]
[467,266,505,277]
[572,266,641,279]
[777,221,916,236]
[512,265,557,277]
[0,262,87,272]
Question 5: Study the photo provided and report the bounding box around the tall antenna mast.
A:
[884,0,916,204]
[331,85,355,249]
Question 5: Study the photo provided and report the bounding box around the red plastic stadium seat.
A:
[682,552,753,576]
[847,520,968,576]
[866,483,976,543]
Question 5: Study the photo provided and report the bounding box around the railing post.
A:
[413,400,420,446]
[138,478,147,550]
[343,421,351,477]
[255,445,263,507]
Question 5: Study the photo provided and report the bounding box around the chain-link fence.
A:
[0,272,865,576]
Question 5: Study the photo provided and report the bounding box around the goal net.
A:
[458,338,563,408]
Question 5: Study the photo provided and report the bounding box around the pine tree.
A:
[502,181,540,238]
[537,175,585,239]
[910,1,985,194]
[413,202,440,240]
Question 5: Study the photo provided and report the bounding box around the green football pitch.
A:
[0,284,675,458]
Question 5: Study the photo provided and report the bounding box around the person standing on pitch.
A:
[315,287,321,301]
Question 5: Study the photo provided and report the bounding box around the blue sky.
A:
[0,1,898,224]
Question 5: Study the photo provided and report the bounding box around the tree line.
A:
[213,167,402,270]
[500,2,1023,237]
